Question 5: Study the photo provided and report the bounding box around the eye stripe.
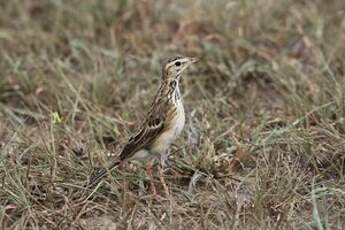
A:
[167,56,183,63]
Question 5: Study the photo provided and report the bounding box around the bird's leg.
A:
[146,159,157,196]
[159,152,170,197]
[159,165,170,197]
[160,149,170,169]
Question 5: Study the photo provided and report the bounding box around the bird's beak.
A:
[188,57,199,64]
[179,57,199,75]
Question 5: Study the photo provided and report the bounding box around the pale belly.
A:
[149,100,185,155]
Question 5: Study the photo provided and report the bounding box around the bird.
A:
[88,56,198,191]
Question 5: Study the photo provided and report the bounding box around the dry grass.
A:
[1,0,345,229]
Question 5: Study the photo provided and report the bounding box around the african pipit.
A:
[89,56,198,190]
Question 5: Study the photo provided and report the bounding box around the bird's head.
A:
[162,56,198,82]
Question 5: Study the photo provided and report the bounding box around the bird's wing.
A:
[88,115,165,187]
[118,112,165,161]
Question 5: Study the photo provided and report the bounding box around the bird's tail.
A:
[87,161,121,187]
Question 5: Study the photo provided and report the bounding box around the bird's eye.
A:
[175,61,181,67]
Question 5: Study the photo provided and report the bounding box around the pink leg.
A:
[159,164,170,197]
[146,160,157,196]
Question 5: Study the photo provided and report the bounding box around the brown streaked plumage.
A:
[88,56,198,187]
